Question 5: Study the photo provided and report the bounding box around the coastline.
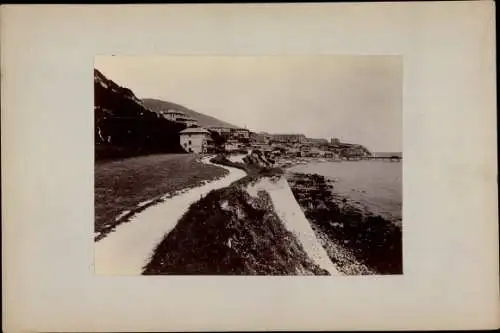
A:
[209,152,402,274]
[284,170,403,275]
[96,152,401,275]
[140,152,334,275]
[142,172,331,275]
[282,157,402,227]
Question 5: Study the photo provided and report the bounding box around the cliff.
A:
[94,69,186,161]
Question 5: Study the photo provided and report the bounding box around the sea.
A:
[287,160,402,225]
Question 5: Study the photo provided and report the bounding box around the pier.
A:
[343,156,402,162]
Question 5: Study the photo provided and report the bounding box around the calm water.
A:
[288,161,402,224]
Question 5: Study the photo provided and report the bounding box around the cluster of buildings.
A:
[179,126,251,154]
[178,122,371,160]
[157,108,253,154]
[248,132,343,159]
[156,106,370,158]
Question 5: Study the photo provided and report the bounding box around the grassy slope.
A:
[94,154,228,240]
[142,98,240,129]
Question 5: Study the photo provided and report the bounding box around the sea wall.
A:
[247,177,342,275]
[142,174,329,275]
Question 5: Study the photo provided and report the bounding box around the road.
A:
[94,156,247,275]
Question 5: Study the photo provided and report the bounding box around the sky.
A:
[95,55,402,152]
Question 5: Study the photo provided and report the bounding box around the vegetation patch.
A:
[210,152,282,178]
[142,182,329,275]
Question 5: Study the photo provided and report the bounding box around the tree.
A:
[239,137,250,144]
[209,130,228,147]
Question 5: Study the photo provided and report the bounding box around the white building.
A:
[224,139,242,152]
[179,127,211,153]
[159,109,199,127]
[176,116,198,127]
[161,109,186,121]
[209,126,232,135]
[270,133,306,144]
[232,128,250,139]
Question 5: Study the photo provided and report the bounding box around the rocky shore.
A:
[286,172,403,275]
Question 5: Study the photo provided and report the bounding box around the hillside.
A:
[143,98,240,129]
[94,69,187,160]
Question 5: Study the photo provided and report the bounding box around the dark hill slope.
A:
[94,69,186,160]
[143,98,240,129]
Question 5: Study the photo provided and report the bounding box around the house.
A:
[209,126,232,135]
[251,132,271,144]
[159,109,198,127]
[231,128,250,139]
[323,152,334,158]
[251,142,271,150]
[306,137,329,146]
[179,127,211,153]
[269,133,306,144]
[330,137,341,145]
[304,151,320,158]
[176,116,198,127]
[161,109,186,122]
[224,139,240,152]
[299,145,311,152]
[285,147,302,158]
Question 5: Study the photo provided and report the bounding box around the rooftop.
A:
[271,133,306,137]
[163,109,186,115]
[180,127,210,134]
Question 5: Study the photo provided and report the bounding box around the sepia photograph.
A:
[94,55,403,276]
[3,3,497,331]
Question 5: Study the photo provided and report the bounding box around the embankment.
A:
[286,172,403,275]
[143,152,337,275]
[142,174,330,275]
[246,177,342,275]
